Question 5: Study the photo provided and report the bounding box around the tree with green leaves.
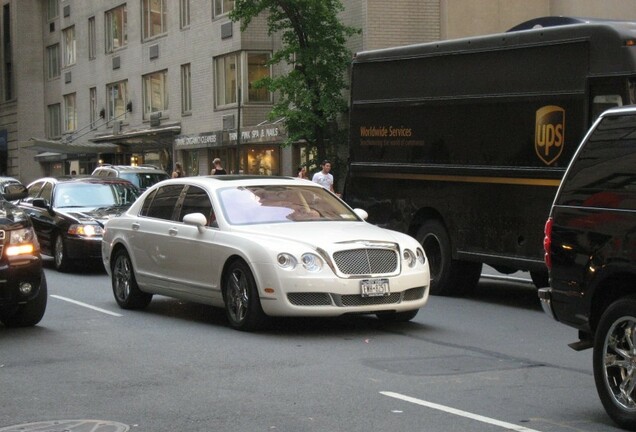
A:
[230,0,359,166]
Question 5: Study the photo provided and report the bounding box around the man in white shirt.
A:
[312,160,335,193]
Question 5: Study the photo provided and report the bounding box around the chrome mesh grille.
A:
[288,292,332,306]
[332,248,398,275]
[339,293,401,306]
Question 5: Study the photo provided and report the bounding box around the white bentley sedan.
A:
[102,176,430,331]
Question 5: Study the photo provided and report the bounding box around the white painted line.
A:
[51,295,123,317]
[380,391,543,432]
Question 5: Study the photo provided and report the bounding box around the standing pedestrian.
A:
[297,166,308,179]
[312,160,335,193]
[172,162,184,178]
[210,158,227,175]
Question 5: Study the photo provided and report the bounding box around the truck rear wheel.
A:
[416,220,482,296]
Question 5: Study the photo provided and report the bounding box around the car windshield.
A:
[120,172,169,189]
[54,182,140,208]
[218,185,359,225]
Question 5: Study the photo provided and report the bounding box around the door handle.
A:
[132,223,140,231]
[169,227,178,236]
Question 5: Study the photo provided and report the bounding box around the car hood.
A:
[0,200,31,227]
[233,221,415,250]
[56,205,131,224]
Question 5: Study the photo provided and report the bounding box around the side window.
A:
[40,183,53,203]
[140,189,157,216]
[144,185,184,220]
[27,182,44,198]
[560,114,636,210]
[178,185,215,226]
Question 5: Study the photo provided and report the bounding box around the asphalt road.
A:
[0,262,623,432]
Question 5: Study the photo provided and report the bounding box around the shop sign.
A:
[175,132,222,149]
[225,125,286,144]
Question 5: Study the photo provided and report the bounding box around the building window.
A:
[247,52,271,103]
[64,93,77,132]
[47,104,61,138]
[143,70,168,119]
[142,0,167,40]
[181,64,191,114]
[3,3,13,101]
[105,4,127,53]
[90,87,98,129]
[214,0,234,17]
[215,53,238,107]
[63,26,76,66]
[180,0,190,29]
[47,0,59,21]
[107,80,128,120]
[88,16,96,60]
[215,52,272,107]
[46,44,60,79]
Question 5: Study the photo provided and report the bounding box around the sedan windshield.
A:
[218,185,359,225]
[54,183,139,208]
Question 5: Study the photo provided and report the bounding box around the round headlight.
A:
[277,253,297,270]
[403,249,417,268]
[417,248,426,265]
[301,253,323,272]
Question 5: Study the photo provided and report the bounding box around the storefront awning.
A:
[90,123,181,147]
[25,138,119,154]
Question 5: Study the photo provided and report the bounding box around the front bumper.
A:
[65,236,103,260]
[538,287,556,320]
[254,262,430,317]
[0,255,43,306]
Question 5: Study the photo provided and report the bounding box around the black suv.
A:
[541,106,636,430]
[0,179,47,327]
[92,164,169,191]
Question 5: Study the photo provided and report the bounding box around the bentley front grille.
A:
[332,248,398,276]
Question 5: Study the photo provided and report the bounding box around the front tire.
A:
[0,272,47,327]
[54,234,73,272]
[593,297,636,430]
[111,249,152,309]
[416,220,482,296]
[223,259,267,331]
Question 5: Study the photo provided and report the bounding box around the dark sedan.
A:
[17,176,140,271]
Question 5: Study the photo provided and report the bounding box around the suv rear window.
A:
[558,114,636,210]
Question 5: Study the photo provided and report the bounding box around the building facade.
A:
[2,0,636,183]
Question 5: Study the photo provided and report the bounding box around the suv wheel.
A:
[0,272,47,327]
[593,297,636,430]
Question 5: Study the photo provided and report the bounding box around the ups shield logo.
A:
[535,105,565,165]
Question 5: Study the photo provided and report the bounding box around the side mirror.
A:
[353,208,368,220]
[2,184,27,201]
[183,212,208,233]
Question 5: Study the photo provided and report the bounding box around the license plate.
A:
[360,278,390,297]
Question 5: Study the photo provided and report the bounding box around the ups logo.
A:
[535,105,565,165]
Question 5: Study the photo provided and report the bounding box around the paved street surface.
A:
[0,261,622,432]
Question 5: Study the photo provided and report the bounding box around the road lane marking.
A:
[51,295,123,317]
[380,391,543,432]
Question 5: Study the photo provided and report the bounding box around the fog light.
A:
[19,282,33,295]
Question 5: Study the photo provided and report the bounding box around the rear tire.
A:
[416,220,482,296]
[593,297,636,430]
[0,272,47,327]
[111,249,152,309]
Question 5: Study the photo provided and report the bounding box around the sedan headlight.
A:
[301,253,323,272]
[416,248,426,265]
[277,253,298,270]
[5,227,39,257]
[68,224,104,237]
[403,249,417,268]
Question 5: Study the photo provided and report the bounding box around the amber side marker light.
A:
[626,39,636,47]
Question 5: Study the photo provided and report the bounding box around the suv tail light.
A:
[544,217,553,269]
